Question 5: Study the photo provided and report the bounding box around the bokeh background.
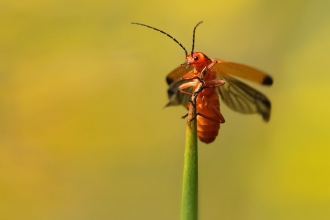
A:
[1,0,330,219]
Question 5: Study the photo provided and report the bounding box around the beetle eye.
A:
[193,56,198,61]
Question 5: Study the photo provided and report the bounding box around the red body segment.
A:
[195,87,222,143]
[180,53,225,144]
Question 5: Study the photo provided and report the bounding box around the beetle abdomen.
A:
[196,90,222,144]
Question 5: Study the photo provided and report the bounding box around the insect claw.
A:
[181,113,188,119]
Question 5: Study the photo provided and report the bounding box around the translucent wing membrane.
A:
[165,66,193,107]
[166,79,192,107]
[216,72,271,122]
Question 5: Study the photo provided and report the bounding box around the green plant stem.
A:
[181,117,198,220]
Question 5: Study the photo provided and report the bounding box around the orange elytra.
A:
[132,21,272,143]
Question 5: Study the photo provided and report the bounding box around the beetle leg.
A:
[181,113,188,119]
[203,103,225,123]
[204,79,225,88]
[201,60,218,77]
[179,81,196,90]
[188,112,224,124]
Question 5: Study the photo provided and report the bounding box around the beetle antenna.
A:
[131,22,188,57]
[191,21,203,55]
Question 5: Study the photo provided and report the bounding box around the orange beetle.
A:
[132,21,272,143]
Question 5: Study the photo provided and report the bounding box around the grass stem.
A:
[181,117,198,220]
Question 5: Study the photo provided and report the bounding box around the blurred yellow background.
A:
[1,0,330,219]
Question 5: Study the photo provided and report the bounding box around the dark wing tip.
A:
[262,113,271,122]
[261,99,271,122]
[262,76,273,86]
[166,76,174,85]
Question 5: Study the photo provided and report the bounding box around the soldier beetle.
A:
[132,21,272,143]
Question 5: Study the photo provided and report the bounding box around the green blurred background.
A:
[1,0,330,219]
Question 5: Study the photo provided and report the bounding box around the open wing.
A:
[214,59,273,86]
[216,71,271,122]
[165,60,272,122]
[165,65,193,107]
[213,59,271,122]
